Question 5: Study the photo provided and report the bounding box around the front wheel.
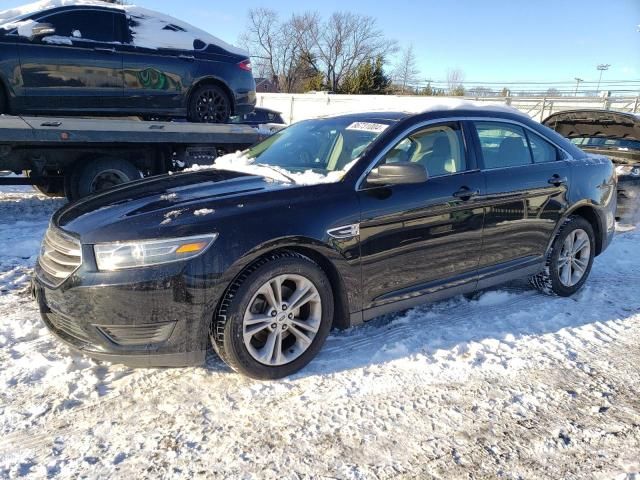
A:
[530,216,595,296]
[212,252,334,379]
[187,84,231,123]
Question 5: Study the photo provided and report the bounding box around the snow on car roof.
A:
[0,0,248,56]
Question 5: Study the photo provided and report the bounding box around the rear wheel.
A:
[188,84,231,123]
[212,252,334,379]
[66,157,142,201]
[26,171,65,197]
[530,216,595,296]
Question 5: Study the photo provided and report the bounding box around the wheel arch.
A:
[555,202,606,256]
[215,240,353,332]
[188,76,235,114]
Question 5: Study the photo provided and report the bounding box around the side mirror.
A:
[366,162,428,186]
[31,23,56,39]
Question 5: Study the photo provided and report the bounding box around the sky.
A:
[1,0,639,90]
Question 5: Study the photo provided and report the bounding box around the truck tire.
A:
[27,171,65,197]
[187,84,231,123]
[67,158,142,201]
[33,182,65,198]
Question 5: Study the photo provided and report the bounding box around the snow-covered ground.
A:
[1,187,639,479]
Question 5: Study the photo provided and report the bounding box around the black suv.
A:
[33,107,617,379]
[0,2,256,122]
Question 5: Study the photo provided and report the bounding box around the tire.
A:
[212,252,334,379]
[67,157,142,201]
[187,84,231,123]
[530,215,596,297]
[33,182,65,198]
[26,171,65,197]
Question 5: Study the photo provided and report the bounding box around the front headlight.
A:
[616,165,640,177]
[94,234,218,271]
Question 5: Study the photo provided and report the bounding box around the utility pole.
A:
[574,77,583,96]
[596,64,610,94]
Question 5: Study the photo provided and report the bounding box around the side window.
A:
[38,10,118,43]
[381,123,467,177]
[253,111,268,123]
[475,122,532,169]
[527,131,559,163]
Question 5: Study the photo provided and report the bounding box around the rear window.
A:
[475,122,532,169]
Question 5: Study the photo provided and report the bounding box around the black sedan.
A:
[230,107,286,127]
[543,110,640,222]
[33,107,617,379]
[0,1,255,122]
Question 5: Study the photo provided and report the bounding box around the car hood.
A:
[53,169,292,243]
[542,110,640,163]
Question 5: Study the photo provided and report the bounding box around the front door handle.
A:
[453,187,480,200]
[179,54,195,61]
[94,47,116,54]
[548,175,568,186]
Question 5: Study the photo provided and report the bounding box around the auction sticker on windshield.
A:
[346,122,389,133]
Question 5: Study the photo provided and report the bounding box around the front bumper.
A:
[616,175,640,221]
[32,258,221,367]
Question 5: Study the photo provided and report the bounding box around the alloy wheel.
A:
[557,228,591,287]
[195,88,229,123]
[242,274,322,366]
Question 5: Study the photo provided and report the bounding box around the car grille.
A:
[48,311,91,343]
[38,226,82,285]
[97,322,176,347]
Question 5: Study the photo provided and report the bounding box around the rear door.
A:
[471,120,571,280]
[119,13,197,115]
[358,121,485,315]
[18,8,124,112]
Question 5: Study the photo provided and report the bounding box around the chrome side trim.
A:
[327,223,360,239]
[355,116,574,191]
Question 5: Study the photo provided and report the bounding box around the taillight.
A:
[238,59,252,72]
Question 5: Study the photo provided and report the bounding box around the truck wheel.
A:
[67,158,142,201]
[26,171,65,197]
[188,85,231,123]
[212,252,334,379]
[33,181,65,198]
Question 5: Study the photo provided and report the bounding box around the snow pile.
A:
[188,151,352,186]
[1,188,640,478]
[0,0,248,56]
[126,6,247,55]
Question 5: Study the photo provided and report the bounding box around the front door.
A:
[358,121,486,316]
[17,8,124,112]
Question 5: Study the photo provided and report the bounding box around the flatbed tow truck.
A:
[0,115,263,200]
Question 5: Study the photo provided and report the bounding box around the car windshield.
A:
[212,117,391,184]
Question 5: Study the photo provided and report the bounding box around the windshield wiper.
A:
[256,163,296,184]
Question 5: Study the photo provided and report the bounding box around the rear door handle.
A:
[548,175,568,186]
[453,187,480,200]
[94,47,116,54]
[179,54,195,61]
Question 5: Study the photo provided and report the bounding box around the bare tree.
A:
[393,44,420,94]
[296,11,397,92]
[467,86,493,97]
[447,68,465,96]
[240,8,305,93]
